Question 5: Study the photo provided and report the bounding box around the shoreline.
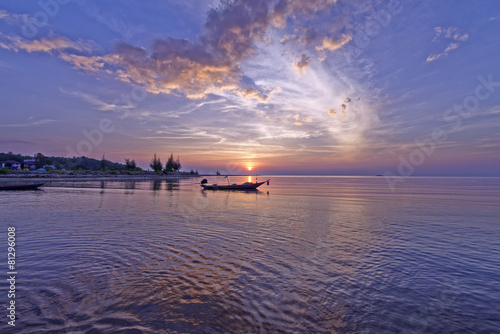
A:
[0,172,200,181]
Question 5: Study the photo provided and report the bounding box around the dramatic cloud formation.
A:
[7,0,346,102]
[426,26,468,62]
[1,1,355,102]
[2,1,498,176]
[104,0,344,99]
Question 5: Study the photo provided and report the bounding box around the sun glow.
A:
[247,166,253,171]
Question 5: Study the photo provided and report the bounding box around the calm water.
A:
[1,176,499,333]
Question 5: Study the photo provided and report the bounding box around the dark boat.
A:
[0,183,45,191]
[200,179,269,190]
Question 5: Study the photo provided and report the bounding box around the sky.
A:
[0,0,499,176]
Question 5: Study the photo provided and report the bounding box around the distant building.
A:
[24,159,36,170]
[1,160,21,170]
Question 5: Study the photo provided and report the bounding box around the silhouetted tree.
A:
[165,154,175,173]
[165,153,181,173]
[150,153,162,172]
[101,154,106,171]
[35,153,46,169]
[125,158,137,171]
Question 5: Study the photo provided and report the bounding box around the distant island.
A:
[0,151,199,178]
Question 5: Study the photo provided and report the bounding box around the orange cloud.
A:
[2,0,344,101]
[0,33,93,54]
[18,36,91,53]
[316,34,352,52]
[59,53,109,72]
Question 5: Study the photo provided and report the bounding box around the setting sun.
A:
[247,166,253,171]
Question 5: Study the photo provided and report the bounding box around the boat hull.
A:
[201,180,268,190]
[0,183,44,191]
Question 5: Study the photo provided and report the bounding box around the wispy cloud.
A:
[426,26,469,62]
[159,98,227,118]
[0,118,56,127]
[0,9,31,26]
[79,3,147,39]
[59,88,135,111]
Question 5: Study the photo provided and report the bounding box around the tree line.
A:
[1,151,197,174]
[0,152,125,171]
[150,153,183,173]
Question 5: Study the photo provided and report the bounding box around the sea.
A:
[0,176,499,333]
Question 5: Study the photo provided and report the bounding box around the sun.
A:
[247,166,253,171]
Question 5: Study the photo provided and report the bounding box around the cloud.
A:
[426,53,444,62]
[59,53,110,72]
[0,33,108,73]
[444,42,459,52]
[79,3,147,39]
[19,36,92,53]
[316,34,352,52]
[0,1,385,165]
[294,53,310,71]
[0,118,56,127]
[433,27,468,42]
[0,9,31,26]
[270,0,338,28]
[1,1,353,102]
[427,26,468,62]
[70,0,343,100]
[0,33,93,54]
[59,88,136,111]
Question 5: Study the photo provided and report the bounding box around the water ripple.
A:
[1,177,499,333]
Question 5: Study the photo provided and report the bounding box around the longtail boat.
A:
[0,183,44,191]
[200,179,269,190]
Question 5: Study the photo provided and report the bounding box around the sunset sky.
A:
[1,0,499,175]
